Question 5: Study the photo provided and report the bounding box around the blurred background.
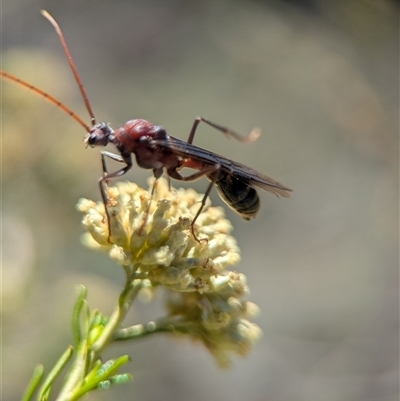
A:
[2,1,398,400]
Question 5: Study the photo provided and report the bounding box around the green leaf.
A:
[20,364,44,401]
[96,355,131,380]
[72,285,88,344]
[36,346,73,401]
[106,373,133,385]
[96,373,133,389]
[80,360,102,385]
[73,355,131,397]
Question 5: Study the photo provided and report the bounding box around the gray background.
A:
[3,1,398,400]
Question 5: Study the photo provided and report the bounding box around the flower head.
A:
[77,178,261,366]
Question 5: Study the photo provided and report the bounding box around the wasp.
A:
[2,11,291,241]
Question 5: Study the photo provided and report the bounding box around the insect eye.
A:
[87,135,97,145]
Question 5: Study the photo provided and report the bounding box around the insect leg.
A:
[101,150,128,170]
[168,164,220,241]
[99,151,133,242]
[187,116,260,145]
[100,151,125,175]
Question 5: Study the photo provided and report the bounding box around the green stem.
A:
[46,270,143,399]
[113,317,197,341]
[55,342,88,401]
[91,276,143,354]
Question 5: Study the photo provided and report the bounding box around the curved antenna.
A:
[41,10,96,126]
[1,70,91,132]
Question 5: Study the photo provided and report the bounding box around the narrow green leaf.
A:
[36,346,73,401]
[39,386,51,401]
[95,355,131,380]
[79,298,91,342]
[97,380,111,389]
[96,373,133,390]
[80,359,102,385]
[73,355,131,397]
[107,373,133,385]
[89,310,101,331]
[20,364,44,401]
[72,285,87,344]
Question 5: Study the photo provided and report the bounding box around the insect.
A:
[2,11,292,241]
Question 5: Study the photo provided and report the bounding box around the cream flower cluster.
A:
[76,178,261,366]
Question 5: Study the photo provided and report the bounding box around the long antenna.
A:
[41,10,97,126]
[1,70,91,132]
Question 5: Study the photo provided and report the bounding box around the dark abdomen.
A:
[209,172,260,219]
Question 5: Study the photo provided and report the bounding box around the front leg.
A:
[99,151,133,242]
[100,150,126,178]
